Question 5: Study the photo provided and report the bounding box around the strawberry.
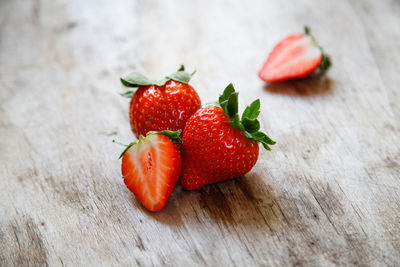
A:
[118,130,182,211]
[258,26,331,82]
[181,84,275,190]
[120,65,201,138]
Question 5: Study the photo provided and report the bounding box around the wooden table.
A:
[1,0,399,266]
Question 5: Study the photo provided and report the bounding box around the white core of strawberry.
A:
[126,134,164,209]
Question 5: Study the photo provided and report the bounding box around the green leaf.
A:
[303,26,332,72]
[219,83,235,105]
[304,25,310,35]
[244,131,253,139]
[242,99,260,120]
[203,101,220,107]
[166,65,195,84]
[147,130,182,143]
[262,143,271,151]
[229,115,244,131]
[120,72,155,88]
[121,65,194,89]
[120,77,134,87]
[244,130,276,151]
[216,83,275,151]
[242,117,260,133]
[117,141,138,159]
[251,131,276,145]
[154,78,170,86]
[114,130,182,159]
[226,92,239,119]
[319,54,331,71]
[166,71,192,84]
[120,91,134,98]
[219,100,228,112]
[249,131,264,141]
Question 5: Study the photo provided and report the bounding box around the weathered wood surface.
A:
[1,0,399,266]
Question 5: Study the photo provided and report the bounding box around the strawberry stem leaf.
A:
[121,73,165,88]
[304,26,332,72]
[116,141,138,159]
[203,101,220,107]
[262,143,272,151]
[226,92,239,119]
[165,64,195,84]
[120,91,134,98]
[218,83,276,151]
[147,130,182,143]
[166,70,192,84]
[319,54,331,71]
[219,83,235,104]
[248,131,276,145]
[304,26,310,35]
[115,130,182,159]
[229,115,245,131]
[242,99,260,120]
[112,139,128,146]
[120,65,195,96]
[242,117,260,133]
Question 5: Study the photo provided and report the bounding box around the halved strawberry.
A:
[258,27,331,82]
[119,131,182,212]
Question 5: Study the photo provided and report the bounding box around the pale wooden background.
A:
[1,0,399,266]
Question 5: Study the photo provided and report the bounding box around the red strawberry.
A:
[118,131,182,211]
[258,27,331,82]
[181,84,275,190]
[120,65,201,138]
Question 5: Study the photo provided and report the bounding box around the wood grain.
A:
[1,0,399,266]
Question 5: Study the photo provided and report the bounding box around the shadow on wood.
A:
[196,174,279,233]
[131,173,281,234]
[263,74,334,96]
[130,194,185,227]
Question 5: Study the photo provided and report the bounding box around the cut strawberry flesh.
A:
[121,134,181,211]
[258,34,323,82]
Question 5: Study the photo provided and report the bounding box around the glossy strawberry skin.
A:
[181,106,259,190]
[129,80,201,138]
[121,134,182,211]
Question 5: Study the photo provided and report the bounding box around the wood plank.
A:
[0,0,399,266]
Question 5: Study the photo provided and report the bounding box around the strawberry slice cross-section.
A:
[258,26,331,82]
[119,131,182,212]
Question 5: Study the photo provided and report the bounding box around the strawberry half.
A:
[258,27,331,82]
[120,65,201,138]
[119,131,182,212]
[181,84,275,190]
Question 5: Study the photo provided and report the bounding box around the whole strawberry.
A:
[181,84,275,190]
[121,66,201,138]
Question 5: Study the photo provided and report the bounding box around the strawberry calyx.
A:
[113,130,182,159]
[147,130,182,143]
[304,26,331,72]
[218,84,276,150]
[120,65,195,98]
